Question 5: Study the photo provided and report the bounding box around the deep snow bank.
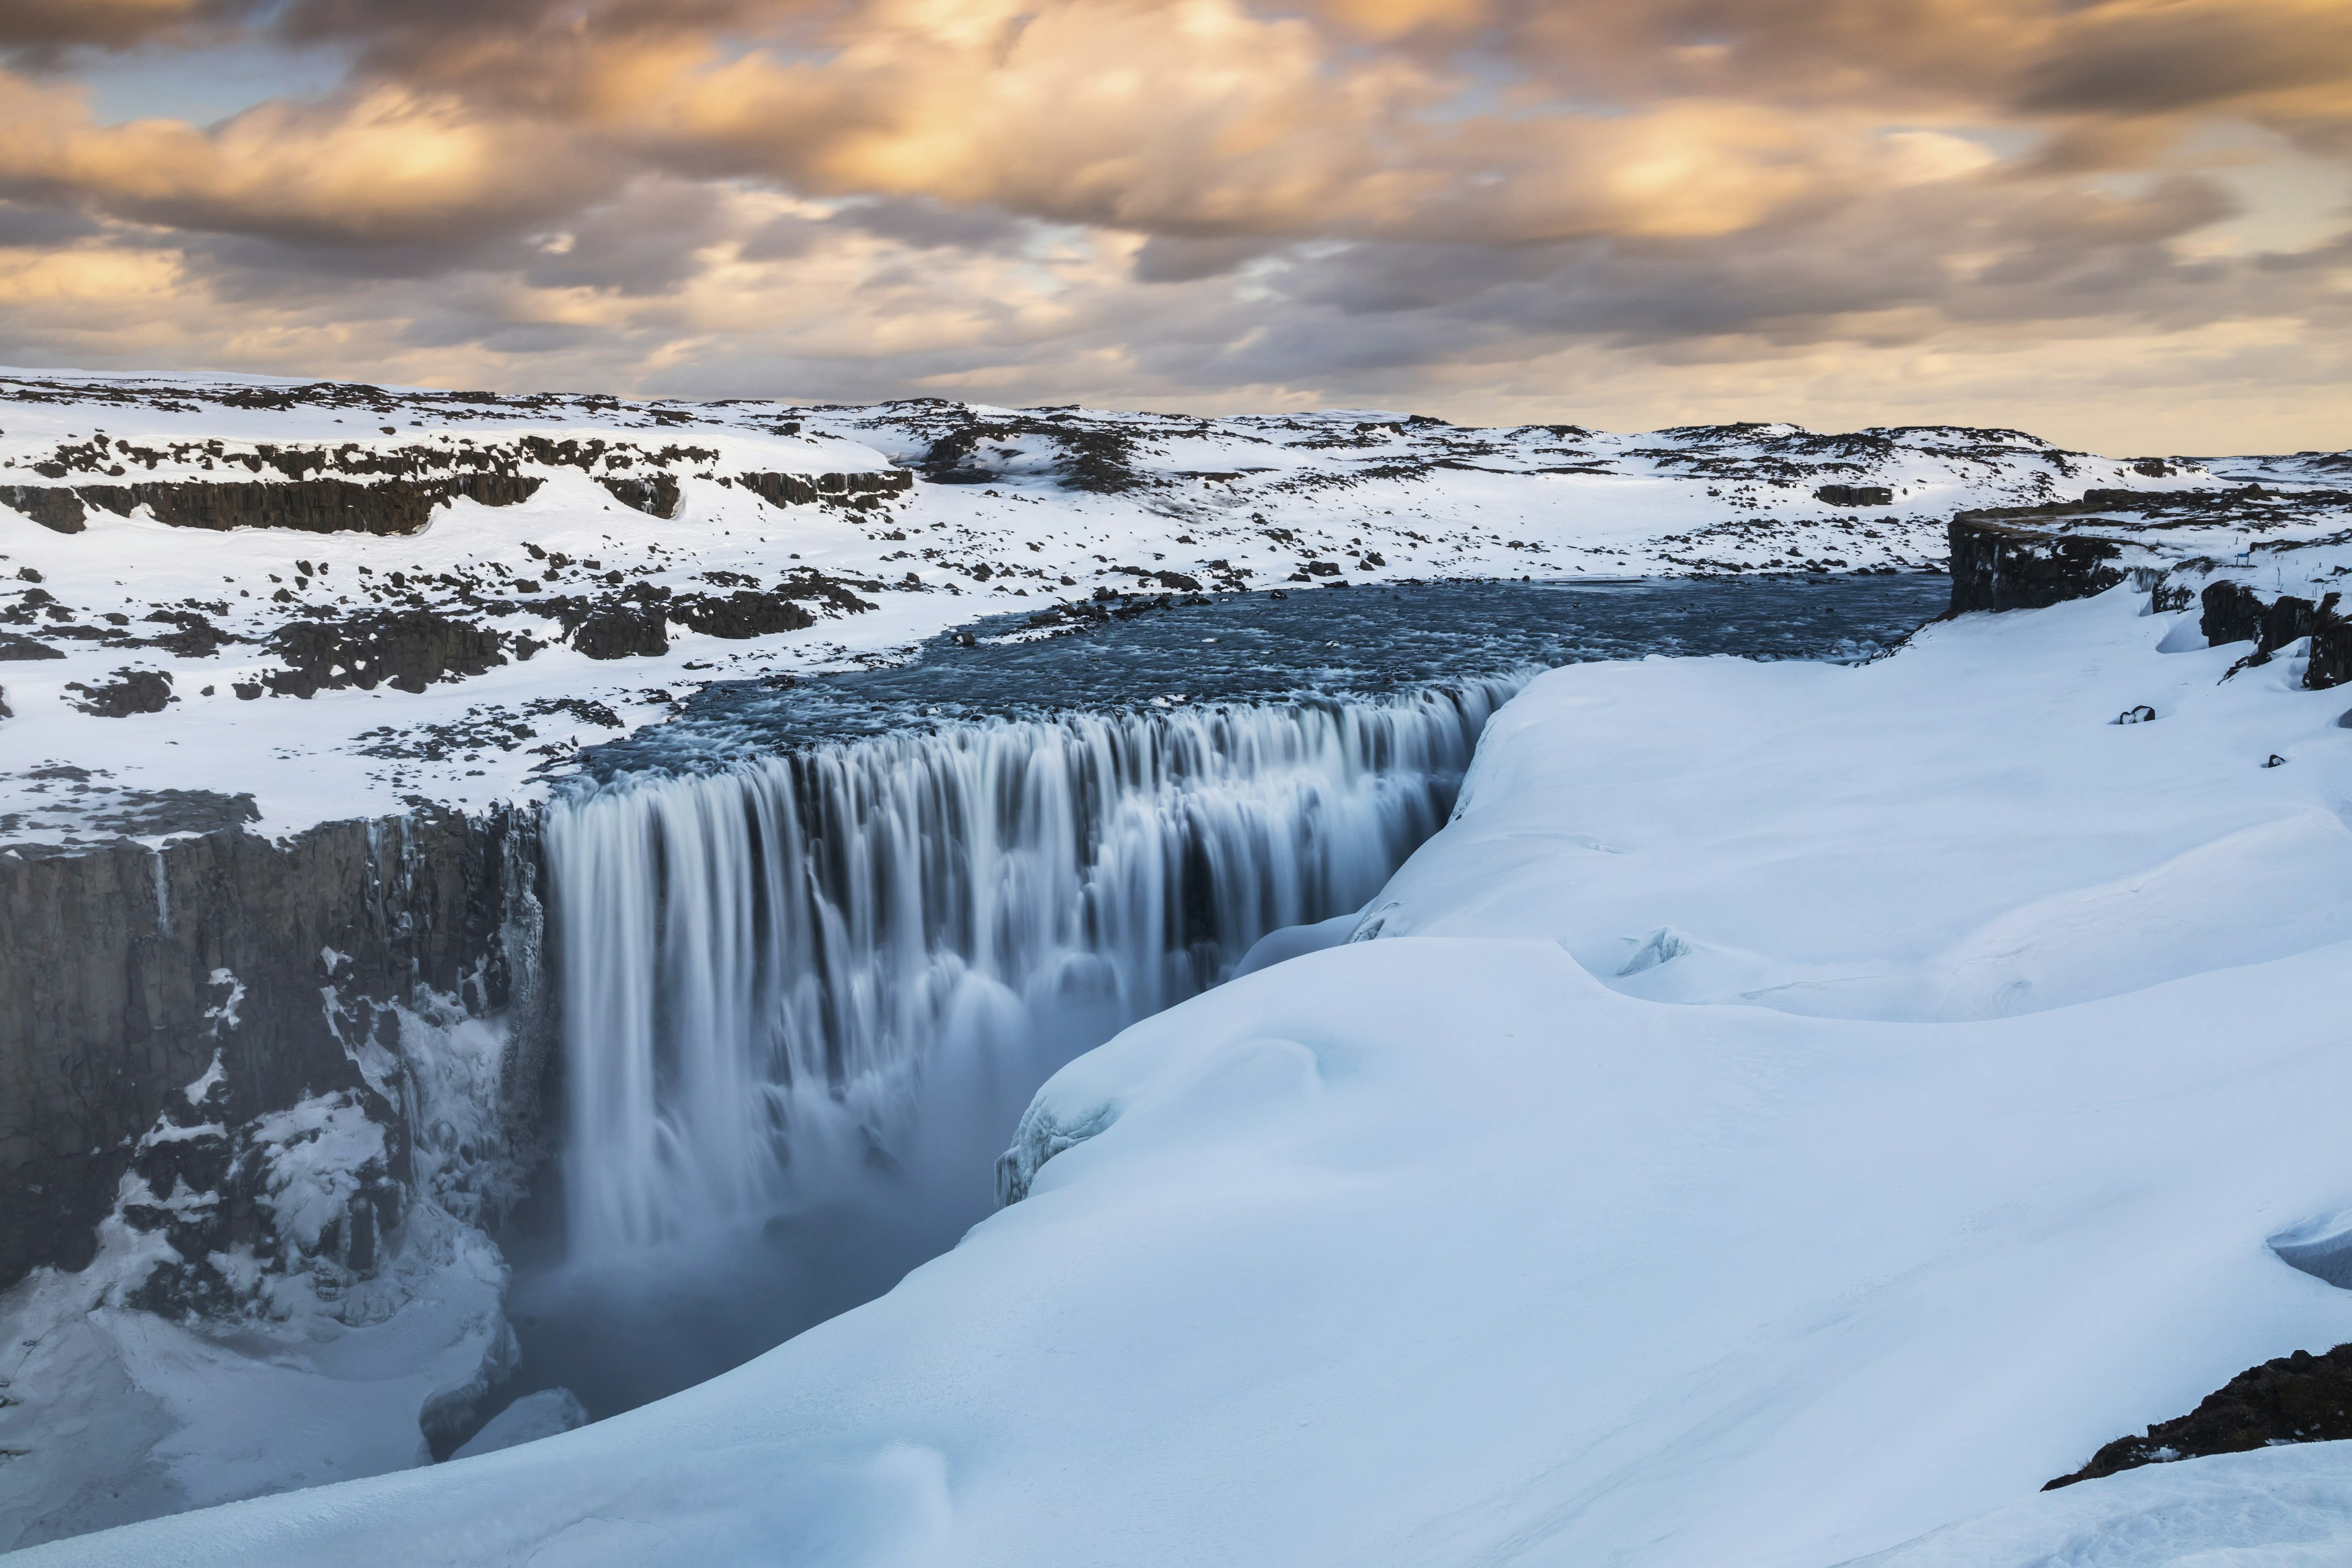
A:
[25,587,2352,1567]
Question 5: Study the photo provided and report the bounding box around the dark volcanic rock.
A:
[266,610,508,697]
[598,474,681,518]
[0,632,64,660]
[2202,580,2265,646]
[2310,614,2352,692]
[0,807,546,1289]
[137,608,238,658]
[1947,516,2127,613]
[737,469,911,509]
[61,474,540,537]
[739,470,820,507]
[2046,1344,2352,1490]
[1817,484,1894,507]
[2203,584,2339,675]
[672,590,816,639]
[0,484,88,533]
[568,601,671,660]
[66,668,174,716]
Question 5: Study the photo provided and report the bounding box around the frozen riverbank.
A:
[28,582,2352,1566]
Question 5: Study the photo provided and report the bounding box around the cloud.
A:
[0,0,2339,453]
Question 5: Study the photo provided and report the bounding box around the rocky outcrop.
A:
[1817,484,1893,507]
[736,469,913,509]
[264,610,516,698]
[2199,582,2322,654]
[598,474,681,518]
[0,632,64,660]
[0,807,545,1291]
[1,475,542,538]
[2201,583,2348,687]
[0,484,88,533]
[2046,1343,2352,1490]
[671,590,815,639]
[2309,615,2352,691]
[1946,516,2128,613]
[64,669,174,717]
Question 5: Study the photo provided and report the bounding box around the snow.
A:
[0,1003,529,1551]
[448,1390,588,1462]
[22,583,2352,1566]
[0,1202,508,1553]
[0,369,2271,846]
[1850,1444,2352,1567]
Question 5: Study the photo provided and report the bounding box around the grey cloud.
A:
[521,180,734,296]
[1133,235,1278,283]
[832,197,1033,253]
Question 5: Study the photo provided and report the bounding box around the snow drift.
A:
[23,586,2352,1567]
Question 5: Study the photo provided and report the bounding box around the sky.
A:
[0,1,2347,454]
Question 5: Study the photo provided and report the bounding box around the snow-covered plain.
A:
[22,583,2352,1567]
[0,367,2249,845]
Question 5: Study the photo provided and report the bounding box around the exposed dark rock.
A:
[1817,484,1894,507]
[671,590,816,639]
[85,788,261,837]
[136,609,238,658]
[265,610,508,698]
[739,470,819,507]
[2046,1344,2352,1490]
[0,806,546,1291]
[2309,614,2352,692]
[66,669,174,716]
[63,475,541,536]
[2204,585,2337,676]
[2201,580,2264,646]
[0,484,88,533]
[1947,516,2127,613]
[737,469,911,508]
[0,633,64,660]
[565,597,671,660]
[598,474,680,518]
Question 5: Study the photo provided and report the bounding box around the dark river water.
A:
[581,573,1952,775]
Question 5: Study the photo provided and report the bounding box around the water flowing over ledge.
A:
[545,679,1521,1260]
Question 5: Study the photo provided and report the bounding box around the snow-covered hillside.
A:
[0,367,2275,845]
[24,583,2352,1567]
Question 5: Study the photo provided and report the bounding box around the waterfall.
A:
[545,679,1521,1261]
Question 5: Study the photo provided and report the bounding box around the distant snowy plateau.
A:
[6,369,2352,1566]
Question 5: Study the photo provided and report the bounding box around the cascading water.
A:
[509,578,1946,1418]
[546,679,1518,1266]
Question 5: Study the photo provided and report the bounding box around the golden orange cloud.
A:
[0,0,2339,449]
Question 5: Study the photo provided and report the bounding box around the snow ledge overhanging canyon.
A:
[21,583,2352,1568]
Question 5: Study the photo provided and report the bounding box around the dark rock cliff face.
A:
[2310,617,2352,692]
[1947,516,2128,613]
[0,476,543,537]
[0,807,546,1292]
[2201,582,2348,688]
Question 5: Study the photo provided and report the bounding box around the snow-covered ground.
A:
[23,583,2352,1566]
[0,366,2272,844]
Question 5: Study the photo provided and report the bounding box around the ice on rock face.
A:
[450,1390,590,1461]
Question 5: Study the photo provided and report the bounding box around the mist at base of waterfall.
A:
[502,963,1134,1421]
